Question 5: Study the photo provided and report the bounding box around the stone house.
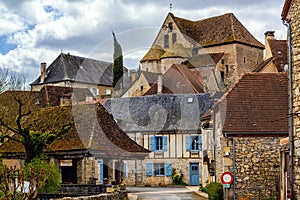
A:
[103,94,211,186]
[122,71,158,97]
[140,12,264,88]
[253,31,287,73]
[30,53,115,99]
[208,73,288,199]
[282,0,300,199]
[0,89,149,185]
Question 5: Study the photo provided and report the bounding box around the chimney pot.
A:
[264,31,275,39]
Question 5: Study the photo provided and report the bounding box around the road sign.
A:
[221,172,234,184]
[223,184,230,188]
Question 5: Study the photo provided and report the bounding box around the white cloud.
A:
[0,0,288,86]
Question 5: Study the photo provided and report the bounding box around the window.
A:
[164,35,169,48]
[186,135,202,152]
[141,85,144,91]
[172,33,176,44]
[91,88,99,96]
[192,48,198,55]
[221,59,225,65]
[168,22,173,31]
[146,162,172,177]
[244,57,246,64]
[106,89,111,95]
[150,136,167,152]
[154,163,165,176]
[225,65,229,73]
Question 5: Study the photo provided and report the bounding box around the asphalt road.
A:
[127,186,208,200]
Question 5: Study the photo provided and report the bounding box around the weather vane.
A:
[169,3,173,13]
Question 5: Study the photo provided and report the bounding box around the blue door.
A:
[190,163,199,186]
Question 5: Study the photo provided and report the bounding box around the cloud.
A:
[0,0,288,86]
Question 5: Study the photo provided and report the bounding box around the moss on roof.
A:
[140,45,165,62]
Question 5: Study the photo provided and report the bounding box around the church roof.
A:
[161,43,191,58]
[171,12,264,49]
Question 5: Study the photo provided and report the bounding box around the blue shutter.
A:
[146,163,153,176]
[185,136,191,151]
[123,163,127,178]
[150,136,156,151]
[198,136,202,151]
[162,136,167,151]
[165,162,172,176]
[99,160,103,184]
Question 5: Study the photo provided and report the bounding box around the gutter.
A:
[224,133,236,200]
[282,19,294,200]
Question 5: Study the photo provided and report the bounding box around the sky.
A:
[0,0,287,84]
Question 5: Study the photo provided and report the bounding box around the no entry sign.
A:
[221,172,234,184]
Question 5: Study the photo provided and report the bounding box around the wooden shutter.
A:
[185,136,191,151]
[146,163,153,176]
[150,136,156,151]
[163,136,168,151]
[198,136,202,151]
[165,162,172,176]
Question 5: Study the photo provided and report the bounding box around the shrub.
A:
[199,184,208,193]
[207,182,224,200]
[172,174,182,185]
[26,158,61,193]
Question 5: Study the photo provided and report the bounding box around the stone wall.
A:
[218,136,284,200]
[289,0,300,198]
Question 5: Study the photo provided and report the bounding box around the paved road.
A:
[127,186,207,200]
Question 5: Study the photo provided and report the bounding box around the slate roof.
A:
[218,73,288,135]
[103,94,211,132]
[143,71,159,85]
[31,53,113,86]
[0,91,149,159]
[171,13,264,49]
[143,64,204,95]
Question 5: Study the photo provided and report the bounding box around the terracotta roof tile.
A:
[172,13,264,49]
[143,64,204,95]
[219,73,288,135]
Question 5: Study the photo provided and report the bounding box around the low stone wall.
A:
[38,191,127,200]
[61,191,127,200]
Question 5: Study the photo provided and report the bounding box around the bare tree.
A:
[0,68,27,93]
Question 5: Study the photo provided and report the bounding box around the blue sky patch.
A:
[43,5,63,20]
[0,36,17,54]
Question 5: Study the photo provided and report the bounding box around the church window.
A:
[172,33,176,44]
[164,35,169,48]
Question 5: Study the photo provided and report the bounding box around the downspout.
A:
[224,133,236,200]
[283,19,294,200]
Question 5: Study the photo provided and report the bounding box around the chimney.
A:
[157,73,163,94]
[264,31,275,40]
[40,62,47,83]
[264,31,275,59]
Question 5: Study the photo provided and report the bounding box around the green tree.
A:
[112,31,123,89]
[0,158,61,200]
